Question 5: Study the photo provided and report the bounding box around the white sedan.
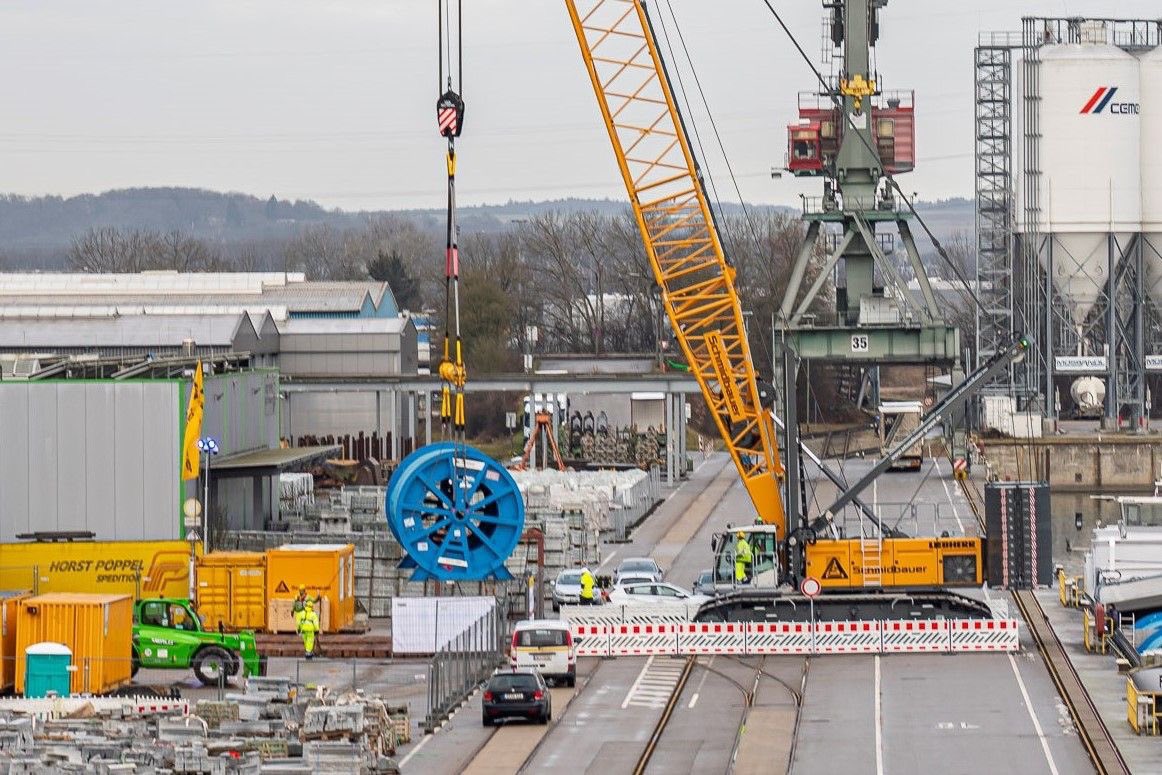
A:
[606,580,709,606]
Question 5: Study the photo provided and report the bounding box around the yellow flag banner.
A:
[181,362,205,480]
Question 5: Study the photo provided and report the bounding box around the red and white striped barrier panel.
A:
[572,623,611,657]
[607,623,680,656]
[566,619,1020,656]
[948,619,1019,652]
[882,620,951,653]
[813,620,882,654]
[747,622,813,654]
[0,696,190,718]
[676,622,746,655]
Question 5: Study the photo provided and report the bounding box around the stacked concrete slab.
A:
[0,679,404,773]
[512,467,661,540]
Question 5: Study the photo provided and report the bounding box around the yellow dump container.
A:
[195,552,267,632]
[266,544,355,633]
[0,591,30,691]
[15,593,133,695]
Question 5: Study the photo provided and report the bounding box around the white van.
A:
[509,619,576,687]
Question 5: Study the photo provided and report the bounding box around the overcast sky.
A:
[0,1,1155,211]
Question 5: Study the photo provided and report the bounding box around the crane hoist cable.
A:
[436,0,467,437]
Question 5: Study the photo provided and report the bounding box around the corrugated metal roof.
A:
[0,313,251,347]
[0,304,289,321]
[213,444,341,471]
[0,284,389,313]
[0,271,306,295]
[277,317,410,335]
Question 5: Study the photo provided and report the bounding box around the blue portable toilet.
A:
[24,642,72,698]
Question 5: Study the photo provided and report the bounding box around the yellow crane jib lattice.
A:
[566,0,786,534]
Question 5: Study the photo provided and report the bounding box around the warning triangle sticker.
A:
[821,557,849,580]
[275,581,290,593]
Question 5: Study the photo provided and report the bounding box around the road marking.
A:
[598,550,618,571]
[874,655,884,775]
[936,460,967,534]
[622,656,656,709]
[688,692,699,709]
[1008,653,1060,775]
[397,727,433,767]
[622,657,686,709]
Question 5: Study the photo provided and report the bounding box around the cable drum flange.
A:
[386,442,524,581]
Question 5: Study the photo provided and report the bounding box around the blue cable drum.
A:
[1135,610,1162,632]
[1139,627,1162,654]
[386,441,524,581]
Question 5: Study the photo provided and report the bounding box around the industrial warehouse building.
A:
[0,271,423,541]
[0,366,344,541]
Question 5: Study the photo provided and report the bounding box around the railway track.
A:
[632,655,809,775]
[1012,589,1130,775]
[955,469,987,536]
[632,656,696,775]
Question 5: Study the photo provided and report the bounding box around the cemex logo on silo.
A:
[1080,87,1139,115]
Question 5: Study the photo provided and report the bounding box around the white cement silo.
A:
[1018,43,1141,326]
[1140,44,1162,306]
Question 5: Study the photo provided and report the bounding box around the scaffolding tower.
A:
[973,34,1021,395]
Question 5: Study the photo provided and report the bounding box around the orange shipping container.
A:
[265,544,355,633]
[195,552,267,632]
[0,592,30,691]
[0,540,196,598]
[15,593,133,695]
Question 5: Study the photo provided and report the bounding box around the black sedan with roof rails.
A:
[481,669,552,726]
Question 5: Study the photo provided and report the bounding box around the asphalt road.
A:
[792,650,1091,775]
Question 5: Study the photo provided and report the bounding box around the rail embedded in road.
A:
[1013,589,1130,775]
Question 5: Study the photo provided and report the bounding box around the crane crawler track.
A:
[1012,589,1129,775]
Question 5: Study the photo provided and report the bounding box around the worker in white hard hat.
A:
[579,566,596,605]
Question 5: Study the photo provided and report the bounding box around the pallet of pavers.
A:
[255,633,393,658]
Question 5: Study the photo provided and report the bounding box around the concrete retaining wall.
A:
[984,436,1161,491]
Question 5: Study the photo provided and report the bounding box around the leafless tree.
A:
[519,210,646,354]
[156,230,221,271]
[283,224,361,280]
[68,227,220,272]
[69,227,149,272]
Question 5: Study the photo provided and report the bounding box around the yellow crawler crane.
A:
[566,0,1013,595]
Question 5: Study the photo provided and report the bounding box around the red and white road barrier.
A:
[567,618,1020,657]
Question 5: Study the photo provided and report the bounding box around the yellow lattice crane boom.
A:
[566,0,786,536]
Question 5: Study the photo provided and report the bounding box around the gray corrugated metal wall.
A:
[0,382,180,541]
[284,390,406,439]
[197,371,278,455]
[191,371,279,532]
[278,329,413,378]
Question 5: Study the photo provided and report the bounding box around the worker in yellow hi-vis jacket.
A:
[295,598,321,659]
[734,531,753,584]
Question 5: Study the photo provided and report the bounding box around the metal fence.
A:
[422,607,505,733]
[833,501,976,538]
